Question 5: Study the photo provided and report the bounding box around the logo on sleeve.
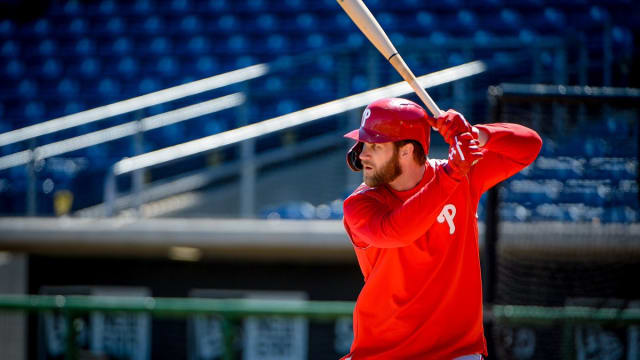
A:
[437,204,456,235]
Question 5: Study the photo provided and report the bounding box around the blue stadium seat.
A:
[74,38,96,56]
[67,17,88,36]
[40,58,62,79]
[5,59,25,79]
[97,78,121,97]
[265,34,290,53]
[180,15,201,34]
[101,17,126,35]
[24,101,46,122]
[194,56,219,76]
[98,0,117,15]
[217,14,239,32]
[261,201,316,220]
[138,77,161,94]
[296,13,317,30]
[38,39,57,56]
[28,19,51,38]
[131,0,152,15]
[78,57,101,78]
[139,16,164,35]
[0,19,15,38]
[306,33,327,49]
[111,36,133,55]
[63,101,84,116]
[18,79,38,99]
[170,0,190,13]
[499,202,531,222]
[416,11,438,31]
[117,56,139,76]
[246,0,266,12]
[1,40,19,57]
[333,13,353,30]
[256,14,277,31]
[226,34,249,53]
[182,36,211,55]
[155,56,179,76]
[61,0,83,16]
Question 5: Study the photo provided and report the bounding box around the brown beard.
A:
[363,147,402,187]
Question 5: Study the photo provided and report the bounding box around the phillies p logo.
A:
[437,204,456,235]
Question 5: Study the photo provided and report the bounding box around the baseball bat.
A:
[337,0,443,119]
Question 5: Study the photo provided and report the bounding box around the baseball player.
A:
[341,98,542,359]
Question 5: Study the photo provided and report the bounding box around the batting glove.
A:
[436,110,476,145]
[444,132,485,180]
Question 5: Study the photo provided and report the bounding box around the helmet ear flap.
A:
[346,142,364,172]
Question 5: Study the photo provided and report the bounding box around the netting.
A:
[488,85,640,360]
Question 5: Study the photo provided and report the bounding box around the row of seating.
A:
[2,7,630,40]
[23,0,631,18]
[257,198,638,224]
[502,178,638,207]
[500,202,638,223]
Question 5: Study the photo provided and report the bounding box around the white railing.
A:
[103,60,487,216]
[0,64,268,148]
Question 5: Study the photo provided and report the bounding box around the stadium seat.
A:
[180,15,201,34]
[40,58,62,79]
[79,57,101,78]
[194,56,219,76]
[226,34,249,53]
[5,59,24,79]
[102,17,126,35]
[117,56,139,76]
[111,36,133,55]
[0,19,15,38]
[138,77,161,94]
[296,13,317,30]
[416,12,438,31]
[38,39,57,56]
[74,38,96,56]
[67,17,88,35]
[18,79,38,98]
[183,36,210,55]
[24,101,46,122]
[1,40,19,57]
[256,13,277,31]
[155,56,179,76]
[217,14,238,32]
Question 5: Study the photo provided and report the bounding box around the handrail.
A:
[2,295,639,323]
[102,60,486,216]
[0,93,245,171]
[0,294,355,319]
[0,64,268,148]
[113,60,487,177]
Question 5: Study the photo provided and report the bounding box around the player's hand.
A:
[435,110,475,145]
[444,132,485,180]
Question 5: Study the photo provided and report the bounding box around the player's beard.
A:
[363,149,402,187]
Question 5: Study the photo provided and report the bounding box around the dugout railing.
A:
[1,295,640,360]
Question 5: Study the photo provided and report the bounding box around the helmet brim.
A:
[343,127,396,144]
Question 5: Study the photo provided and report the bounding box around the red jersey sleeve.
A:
[343,165,461,248]
[470,123,542,194]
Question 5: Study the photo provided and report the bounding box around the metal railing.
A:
[0,294,354,360]
[103,60,488,216]
[1,295,639,360]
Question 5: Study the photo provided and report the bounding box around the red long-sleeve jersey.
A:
[342,123,542,360]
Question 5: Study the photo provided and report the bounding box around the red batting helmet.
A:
[344,98,432,171]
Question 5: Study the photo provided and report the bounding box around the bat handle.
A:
[388,54,443,120]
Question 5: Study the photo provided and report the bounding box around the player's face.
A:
[359,142,401,187]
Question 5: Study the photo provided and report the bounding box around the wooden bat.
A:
[337,0,443,119]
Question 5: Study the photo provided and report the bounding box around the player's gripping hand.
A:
[435,110,475,145]
[443,132,485,180]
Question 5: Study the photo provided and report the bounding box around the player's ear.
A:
[400,142,413,159]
